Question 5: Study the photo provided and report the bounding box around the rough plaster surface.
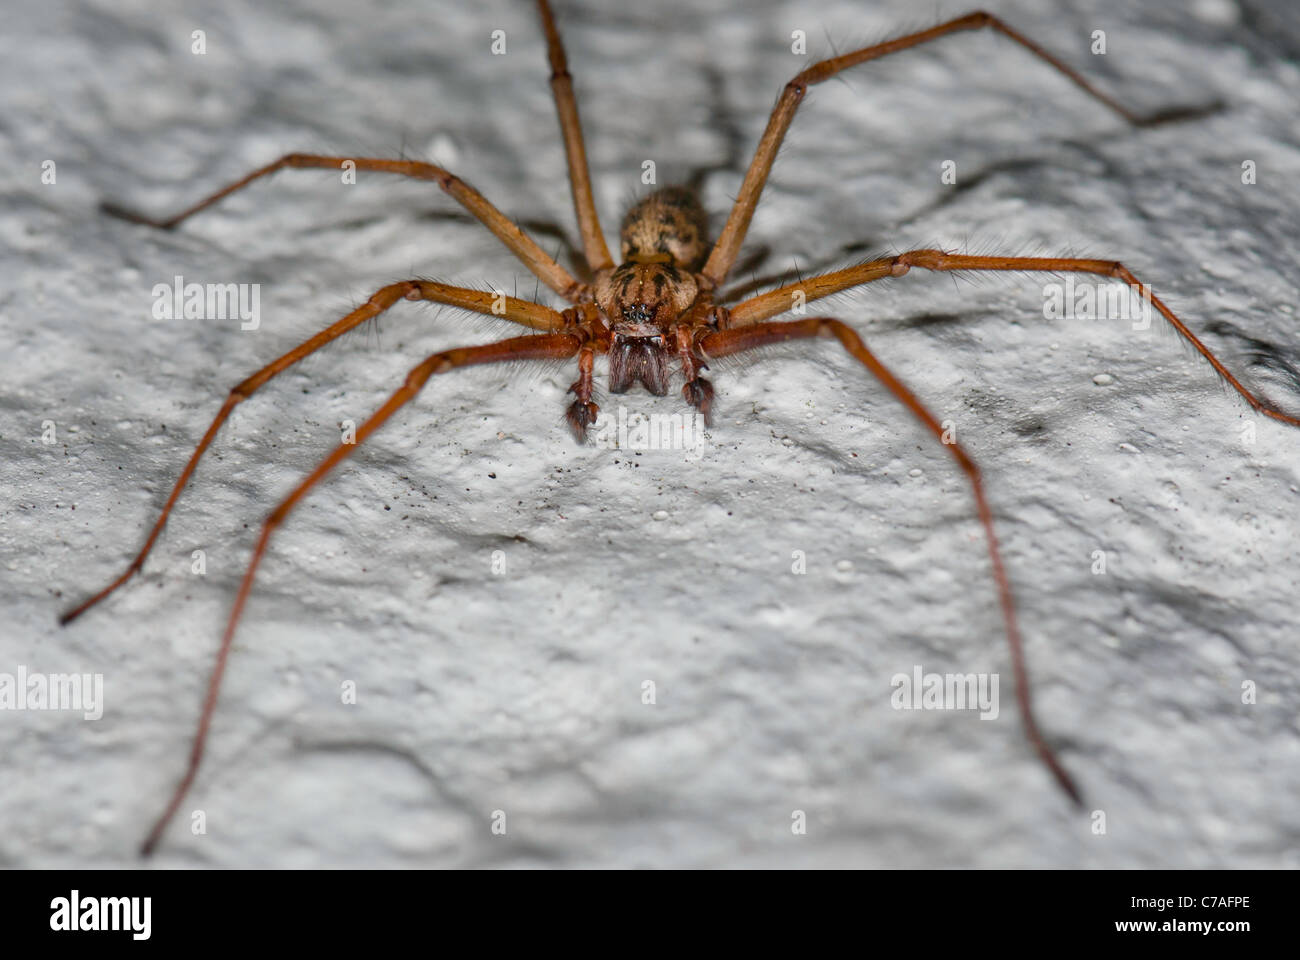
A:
[3,0,1299,868]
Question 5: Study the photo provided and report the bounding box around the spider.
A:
[61,1,1300,857]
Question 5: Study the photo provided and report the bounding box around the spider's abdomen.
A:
[618,186,707,268]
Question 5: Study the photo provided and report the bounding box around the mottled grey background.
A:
[2,0,1299,868]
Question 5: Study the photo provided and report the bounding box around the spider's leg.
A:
[566,342,600,439]
[681,374,714,424]
[60,283,566,625]
[537,0,615,273]
[103,156,584,301]
[674,326,715,424]
[726,251,1300,428]
[139,331,582,857]
[698,317,1082,805]
[704,10,1196,289]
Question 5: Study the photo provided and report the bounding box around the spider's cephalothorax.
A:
[583,187,716,426]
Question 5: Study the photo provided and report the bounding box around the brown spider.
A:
[61,1,1300,856]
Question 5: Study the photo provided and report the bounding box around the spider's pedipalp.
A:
[566,342,600,440]
[681,375,715,424]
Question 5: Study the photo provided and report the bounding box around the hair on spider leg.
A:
[812,17,928,83]
[805,12,1038,114]
[881,237,1061,292]
[466,346,581,410]
[401,279,552,341]
[295,286,406,361]
[714,246,782,301]
[904,241,1300,421]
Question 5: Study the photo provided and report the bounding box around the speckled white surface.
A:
[3,0,1300,868]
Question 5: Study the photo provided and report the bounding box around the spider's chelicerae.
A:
[63,1,1300,856]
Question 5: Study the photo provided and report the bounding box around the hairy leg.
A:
[699,316,1082,804]
[140,331,581,856]
[537,0,615,273]
[565,342,600,438]
[703,10,1201,288]
[104,154,584,300]
[724,250,1300,428]
[61,282,567,624]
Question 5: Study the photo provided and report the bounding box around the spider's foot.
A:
[682,377,714,426]
[565,398,599,441]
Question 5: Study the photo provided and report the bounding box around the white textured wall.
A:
[3,0,1299,867]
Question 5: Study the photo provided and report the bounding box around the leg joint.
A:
[372,280,415,304]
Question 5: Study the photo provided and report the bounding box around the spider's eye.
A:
[622,303,655,324]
